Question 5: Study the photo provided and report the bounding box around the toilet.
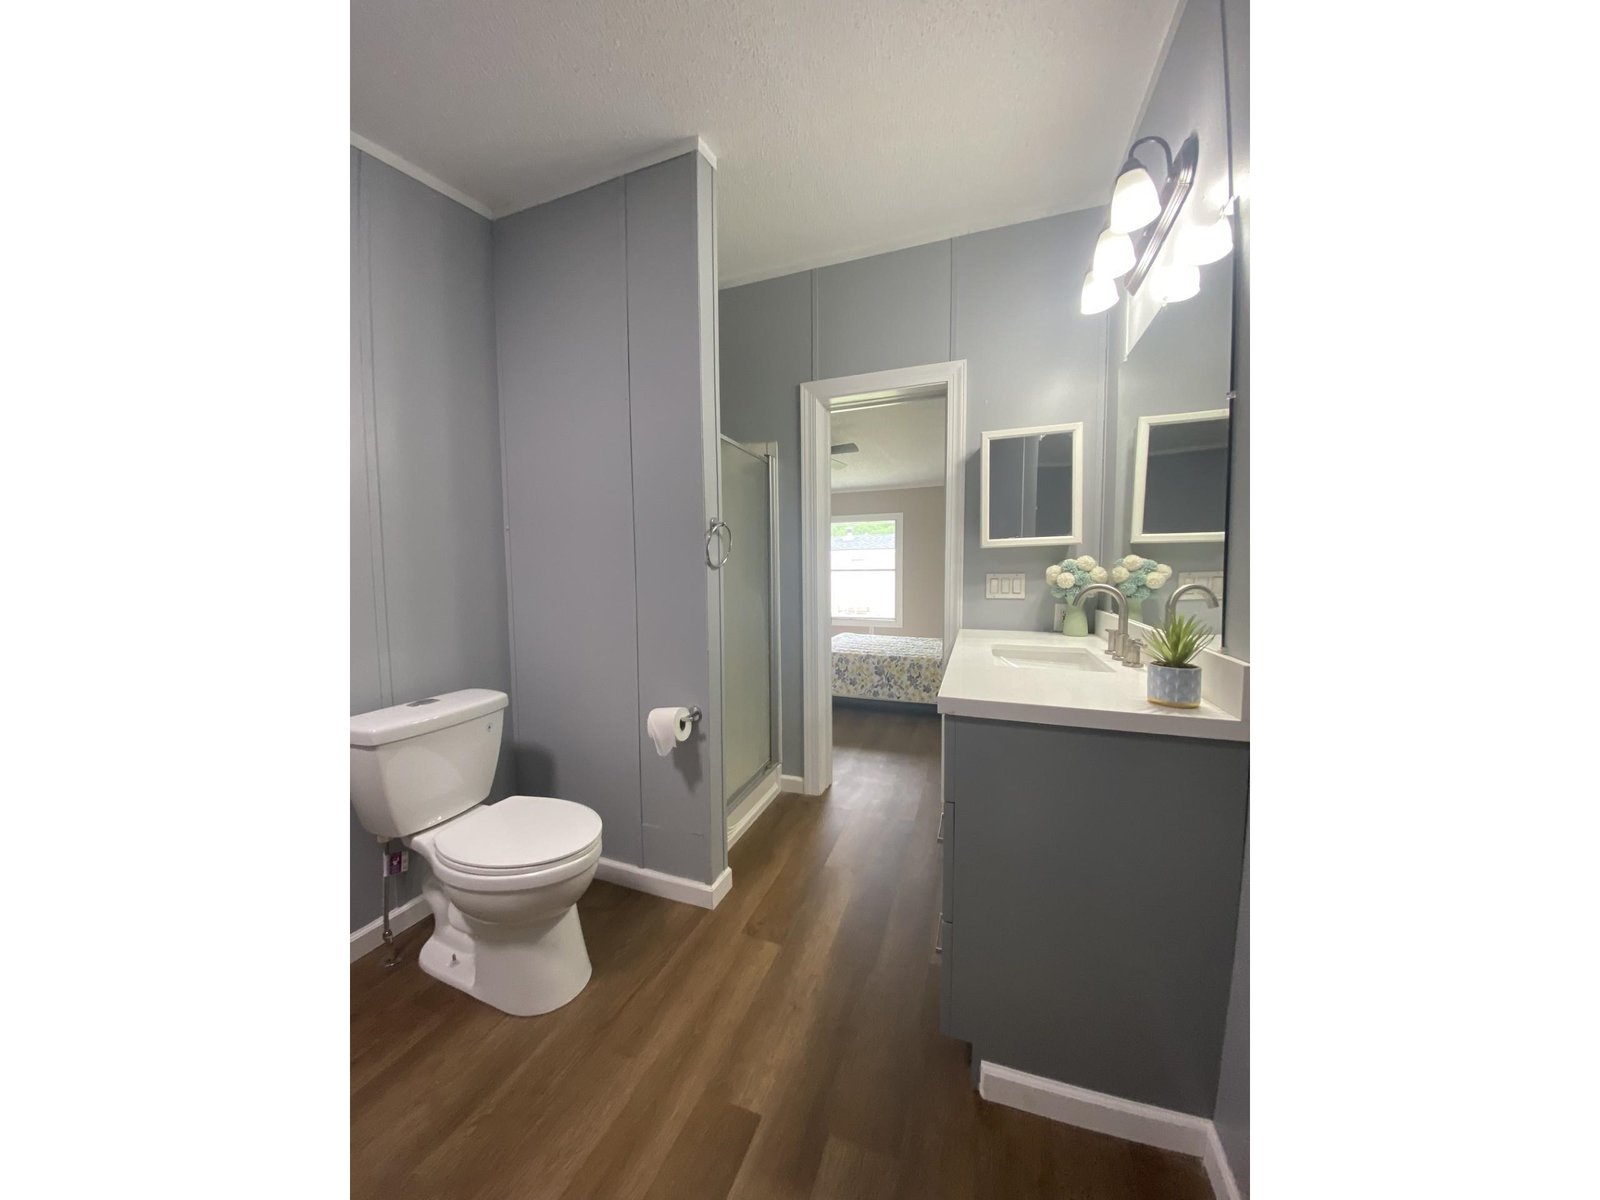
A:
[349,688,603,1016]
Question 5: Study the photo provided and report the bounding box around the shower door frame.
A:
[718,435,783,813]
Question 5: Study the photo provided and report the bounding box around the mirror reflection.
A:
[1101,0,1234,633]
[982,424,1082,547]
[1133,410,1229,542]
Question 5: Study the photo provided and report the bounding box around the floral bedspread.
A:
[831,633,946,704]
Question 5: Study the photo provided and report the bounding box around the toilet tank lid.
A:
[350,688,508,748]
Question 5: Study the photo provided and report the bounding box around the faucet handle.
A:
[1122,639,1144,667]
[1104,626,1120,656]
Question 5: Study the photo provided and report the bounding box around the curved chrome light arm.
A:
[1125,133,1199,295]
[1122,134,1175,181]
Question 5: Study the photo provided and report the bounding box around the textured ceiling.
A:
[830,400,946,493]
[351,0,1181,285]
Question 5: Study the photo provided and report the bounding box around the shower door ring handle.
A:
[706,520,732,569]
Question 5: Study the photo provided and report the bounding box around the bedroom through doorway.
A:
[800,361,966,796]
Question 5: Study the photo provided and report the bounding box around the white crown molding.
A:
[350,133,494,218]
[492,135,718,220]
[351,133,718,224]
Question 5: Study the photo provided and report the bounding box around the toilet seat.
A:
[432,795,602,874]
[412,796,603,893]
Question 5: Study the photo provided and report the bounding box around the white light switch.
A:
[986,573,1027,599]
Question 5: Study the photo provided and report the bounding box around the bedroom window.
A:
[830,514,902,626]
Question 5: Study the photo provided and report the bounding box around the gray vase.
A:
[1147,663,1202,709]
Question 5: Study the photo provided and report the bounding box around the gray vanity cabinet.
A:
[938,714,1248,1116]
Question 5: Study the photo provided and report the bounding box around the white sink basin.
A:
[991,643,1116,673]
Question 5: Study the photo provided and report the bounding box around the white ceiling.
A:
[351,0,1182,286]
[830,400,946,493]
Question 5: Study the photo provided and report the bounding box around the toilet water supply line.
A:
[380,838,401,969]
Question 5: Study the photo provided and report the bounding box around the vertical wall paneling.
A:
[624,154,724,884]
[494,152,722,886]
[719,272,814,778]
[350,149,511,934]
[952,210,1108,632]
[813,240,952,382]
[494,180,644,868]
[720,210,1111,774]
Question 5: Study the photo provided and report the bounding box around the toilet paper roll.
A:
[646,706,694,757]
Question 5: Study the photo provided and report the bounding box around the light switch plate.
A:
[985,573,1027,599]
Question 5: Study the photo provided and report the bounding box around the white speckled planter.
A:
[1147,663,1202,709]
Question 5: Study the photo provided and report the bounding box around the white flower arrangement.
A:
[1045,554,1102,604]
[1112,555,1173,603]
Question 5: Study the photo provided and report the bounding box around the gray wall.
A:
[719,271,812,786]
[494,153,724,885]
[350,148,513,933]
[719,207,1111,775]
[1214,0,1251,1190]
[1214,831,1249,1193]
[1106,0,1235,634]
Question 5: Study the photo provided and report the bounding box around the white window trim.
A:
[829,511,904,629]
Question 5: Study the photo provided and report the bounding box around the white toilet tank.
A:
[350,688,508,838]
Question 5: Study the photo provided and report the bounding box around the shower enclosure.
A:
[716,437,780,810]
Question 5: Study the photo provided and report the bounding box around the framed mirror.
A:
[980,422,1083,547]
[1131,409,1229,543]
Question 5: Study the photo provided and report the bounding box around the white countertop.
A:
[936,627,1248,742]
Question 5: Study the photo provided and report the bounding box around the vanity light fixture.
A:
[1158,262,1201,304]
[1079,271,1119,315]
[1079,132,1202,315]
[1091,228,1135,280]
[1176,214,1234,266]
[1109,151,1162,233]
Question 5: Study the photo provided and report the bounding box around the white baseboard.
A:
[979,1061,1242,1196]
[1202,1123,1243,1200]
[727,769,782,850]
[350,893,431,963]
[779,773,805,794]
[596,858,733,910]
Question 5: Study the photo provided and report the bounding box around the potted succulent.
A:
[1144,613,1215,709]
[1045,555,1108,635]
[1109,555,1171,626]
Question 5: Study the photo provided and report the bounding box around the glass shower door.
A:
[719,438,776,806]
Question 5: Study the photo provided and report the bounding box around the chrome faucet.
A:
[1165,583,1219,626]
[1078,583,1133,660]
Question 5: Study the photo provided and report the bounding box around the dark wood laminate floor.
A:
[351,706,1215,1200]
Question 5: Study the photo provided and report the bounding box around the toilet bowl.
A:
[349,688,604,1017]
[407,795,602,1016]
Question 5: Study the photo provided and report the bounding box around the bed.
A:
[831,633,946,706]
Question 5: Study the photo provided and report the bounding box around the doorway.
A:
[799,361,967,796]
